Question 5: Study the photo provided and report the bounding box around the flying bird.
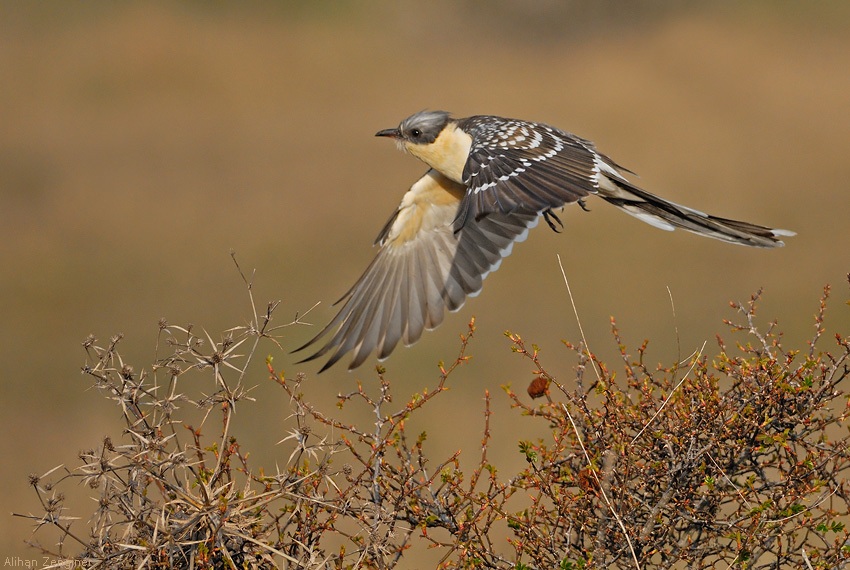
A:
[295,111,793,372]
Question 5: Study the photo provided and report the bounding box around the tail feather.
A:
[600,179,794,248]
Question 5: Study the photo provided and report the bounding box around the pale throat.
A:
[405,123,472,185]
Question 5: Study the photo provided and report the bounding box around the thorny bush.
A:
[14,270,850,569]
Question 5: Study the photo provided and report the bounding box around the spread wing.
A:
[455,116,610,224]
[455,115,792,247]
[294,169,539,372]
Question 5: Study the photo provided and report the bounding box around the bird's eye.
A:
[410,128,422,138]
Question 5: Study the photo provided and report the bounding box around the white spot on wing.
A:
[594,155,627,181]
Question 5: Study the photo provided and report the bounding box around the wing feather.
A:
[294,169,538,371]
[457,116,598,221]
[454,115,791,247]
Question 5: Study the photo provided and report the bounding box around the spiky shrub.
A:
[15,272,850,569]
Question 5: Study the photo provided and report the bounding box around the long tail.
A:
[598,178,794,248]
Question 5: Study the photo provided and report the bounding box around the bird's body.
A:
[295,111,793,372]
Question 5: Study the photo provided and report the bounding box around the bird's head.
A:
[375,110,452,154]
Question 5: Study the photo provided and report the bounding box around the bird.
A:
[294,111,794,372]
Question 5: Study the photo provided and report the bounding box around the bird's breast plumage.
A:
[386,170,465,245]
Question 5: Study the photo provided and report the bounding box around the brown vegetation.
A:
[16,270,850,569]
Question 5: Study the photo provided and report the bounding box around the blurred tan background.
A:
[2,1,849,561]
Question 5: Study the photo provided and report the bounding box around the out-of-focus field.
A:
[2,2,849,560]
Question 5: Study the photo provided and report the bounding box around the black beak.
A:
[375,128,401,138]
